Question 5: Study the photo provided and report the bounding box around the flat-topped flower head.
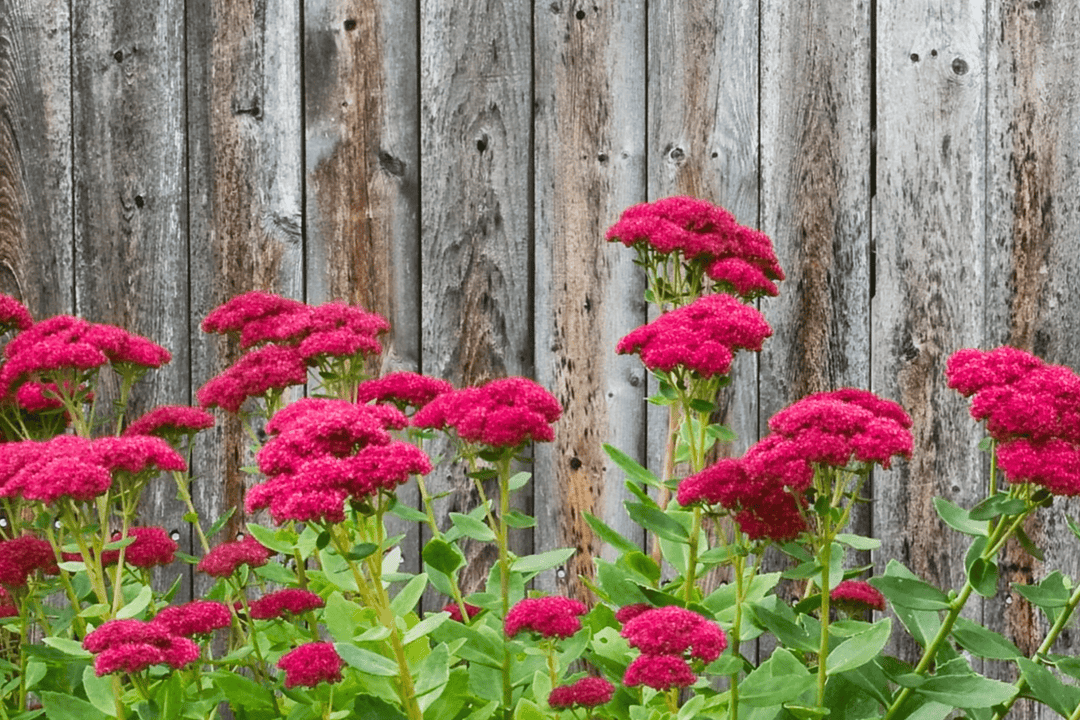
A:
[0,535,58,587]
[113,527,178,568]
[0,587,17,618]
[830,580,887,614]
[201,291,308,345]
[614,603,653,624]
[442,602,483,623]
[92,436,187,475]
[969,364,1080,443]
[124,405,215,439]
[296,301,390,362]
[0,294,32,334]
[356,371,454,412]
[946,346,1045,397]
[623,654,696,690]
[504,596,587,639]
[83,323,171,369]
[413,377,562,449]
[548,676,615,709]
[249,589,325,620]
[0,437,112,504]
[996,438,1080,496]
[620,606,727,662]
[277,642,343,688]
[151,601,232,637]
[196,344,308,413]
[616,293,772,378]
[196,536,272,578]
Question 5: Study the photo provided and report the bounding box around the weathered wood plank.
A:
[420,0,532,597]
[187,0,303,595]
[532,0,646,597]
[0,0,73,318]
[71,0,189,592]
[872,2,987,664]
[303,0,421,573]
[985,2,1080,715]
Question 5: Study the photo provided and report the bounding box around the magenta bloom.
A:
[606,196,784,299]
[196,536,272,578]
[442,602,483,623]
[114,527,178,568]
[296,301,390,362]
[152,601,233,637]
[620,606,726,662]
[505,596,587,639]
[83,618,200,675]
[277,642,344,688]
[412,377,562,449]
[548,676,615,709]
[996,438,1080,496]
[249,589,325,620]
[124,405,215,439]
[0,535,58,587]
[830,580,886,613]
[196,344,308,412]
[616,293,772,378]
[946,346,1045,397]
[357,371,454,411]
[623,654,696,690]
[0,436,113,505]
[201,291,309,347]
[614,603,653,624]
[0,587,17,618]
[0,294,32,333]
[92,436,187,475]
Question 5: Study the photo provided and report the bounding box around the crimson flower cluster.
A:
[412,377,562,450]
[548,676,615,709]
[0,434,185,505]
[504,596,587,639]
[442,601,483,623]
[197,292,390,412]
[0,587,16,618]
[620,606,726,690]
[0,535,58,588]
[0,294,32,335]
[947,347,1080,495]
[276,642,344,689]
[83,618,201,676]
[0,315,170,406]
[606,196,785,299]
[830,580,887,614]
[249,588,325,620]
[616,293,772,379]
[245,398,431,524]
[196,535,272,578]
[356,371,454,413]
[679,389,911,541]
[151,600,233,637]
[124,404,215,441]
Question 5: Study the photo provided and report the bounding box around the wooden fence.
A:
[3,0,1079,712]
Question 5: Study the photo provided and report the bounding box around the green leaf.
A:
[449,512,496,542]
[1013,571,1070,613]
[738,648,816,706]
[352,693,408,720]
[206,507,236,539]
[38,692,111,720]
[205,672,274,709]
[1014,523,1046,561]
[511,547,575,574]
[422,538,465,577]
[623,551,661,585]
[316,530,332,550]
[950,617,1022,659]
[969,493,1027,521]
[583,512,640,555]
[624,502,688,542]
[43,637,92,658]
[705,423,738,442]
[827,618,892,675]
[915,674,1017,708]
[512,699,546,720]
[1066,514,1080,542]
[390,573,428,615]
[116,584,154,619]
[504,510,536,528]
[968,557,999,598]
[834,533,881,551]
[932,497,988,537]
[346,542,378,561]
[415,644,452,711]
[688,398,715,414]
[594,560,649,607]
[869,575,950,611]
[507,472,532,491]
[336,644,400,676]
[389,501,430,523]
[403,611,450,644]
[81,666,116,717]
[253,560,297,585]
[244,522,297,554]
[603,443,661,488]
[1017,657,1080,718]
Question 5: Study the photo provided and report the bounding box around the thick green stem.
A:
[684,506,702,603]
[816,518,833,707]
[496,455,514,716]
[173,470,210,554]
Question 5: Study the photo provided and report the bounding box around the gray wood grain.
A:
[872,2,988,665]
[420,0,532,600]
[0,0,73,318]
[71,0,189,593]
[985,1,1080,715]
[187,0,303,597]
[532,0,646,598]
[303,0,422,574]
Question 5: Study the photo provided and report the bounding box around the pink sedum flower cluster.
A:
[249,588,325,620]
[0,294,32,335]
[442,601,483,623]
[0,535,58,588]
[196,344,308,413]
[196,535,272,578]
[620,606,726,690]
[504,596,587,639]
[679,389,910,541]
[412,376,562,449]
[356,371,454,412]
[124,404,215,440]
[0,435,184,506]
[606,196,785,299]
[83,618,200,676]
[616,293,772,379]
[830,580,887,613]
[548,676,615,709]
[246,398,431,524]
[151,600,233,637]
[276,642,343,688]
[948,347,1080,495]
